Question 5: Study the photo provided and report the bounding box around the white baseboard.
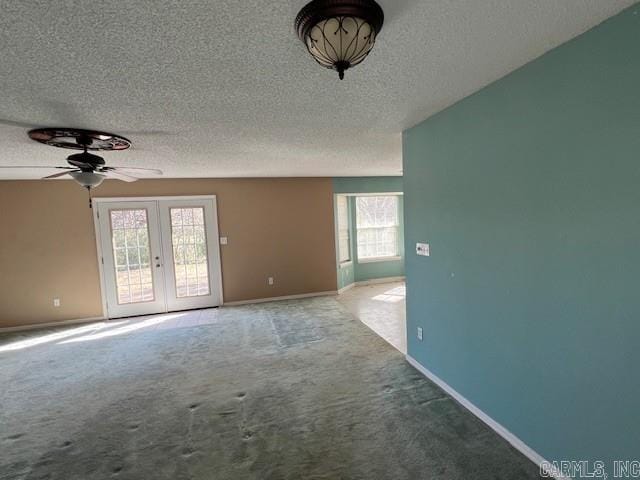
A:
[223,290,338,306]
[337,277,406,294]
[0,316,106,333]
[337,283,356,294]
[0,290,343,331]
[355,276,405,286]
[406,355,566,480]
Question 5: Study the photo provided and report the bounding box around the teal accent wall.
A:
[403,5,640,469]
[337,259,355,289]
[334,195,356,290]
[333,177,405,289]
[334,176,403,195]
[351,196,405,282]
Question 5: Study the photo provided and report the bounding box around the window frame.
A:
[355,195,401,263]
[335,195,352,266]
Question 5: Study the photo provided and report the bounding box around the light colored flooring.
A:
[336,281,407,354]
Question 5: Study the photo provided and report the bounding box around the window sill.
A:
[339,261,353,268]
[358,256,402,264]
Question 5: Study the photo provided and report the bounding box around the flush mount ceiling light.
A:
[295,0,384,80]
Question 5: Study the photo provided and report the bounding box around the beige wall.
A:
[0,178,337,328]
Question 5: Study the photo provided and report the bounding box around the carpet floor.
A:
[0,297,541,479]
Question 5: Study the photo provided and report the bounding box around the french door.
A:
[95,197,223,318]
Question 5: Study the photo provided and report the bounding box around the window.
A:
[356,196,399,260]
[170,207,211,298]
[336,195,351,263]
[109,209,154,304]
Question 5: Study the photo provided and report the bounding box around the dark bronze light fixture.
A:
[295,0,384,80]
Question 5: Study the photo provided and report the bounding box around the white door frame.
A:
[92,195,224,319]
[158,197,222,311]
[96,200,167,318]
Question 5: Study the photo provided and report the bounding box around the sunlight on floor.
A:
[0,321,127,353]
[58,313,187,344]
[372,285,406,303]
[337,281,406,354]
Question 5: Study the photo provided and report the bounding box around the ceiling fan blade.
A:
[102,166,163,175]
[43,170,78,179]
[0,165,74,169]
[68,159,94,169]
[102,170,138,182]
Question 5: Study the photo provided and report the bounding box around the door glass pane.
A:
[110,209,155,305]
[170,207,210,298]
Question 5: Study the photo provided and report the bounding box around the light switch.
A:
[417,327,423,341]
[416,243,430,256]
[220,236,228,245]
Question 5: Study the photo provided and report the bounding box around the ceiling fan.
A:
[0,127,163,191]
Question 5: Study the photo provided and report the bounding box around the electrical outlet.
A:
[53,298,61,307]
[268,277,274,286]
[219,236,228,245]
[417,327,423,341]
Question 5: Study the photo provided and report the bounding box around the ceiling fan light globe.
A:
[69,171,106,189]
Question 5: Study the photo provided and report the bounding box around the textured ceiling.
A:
[0,0,635,179]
